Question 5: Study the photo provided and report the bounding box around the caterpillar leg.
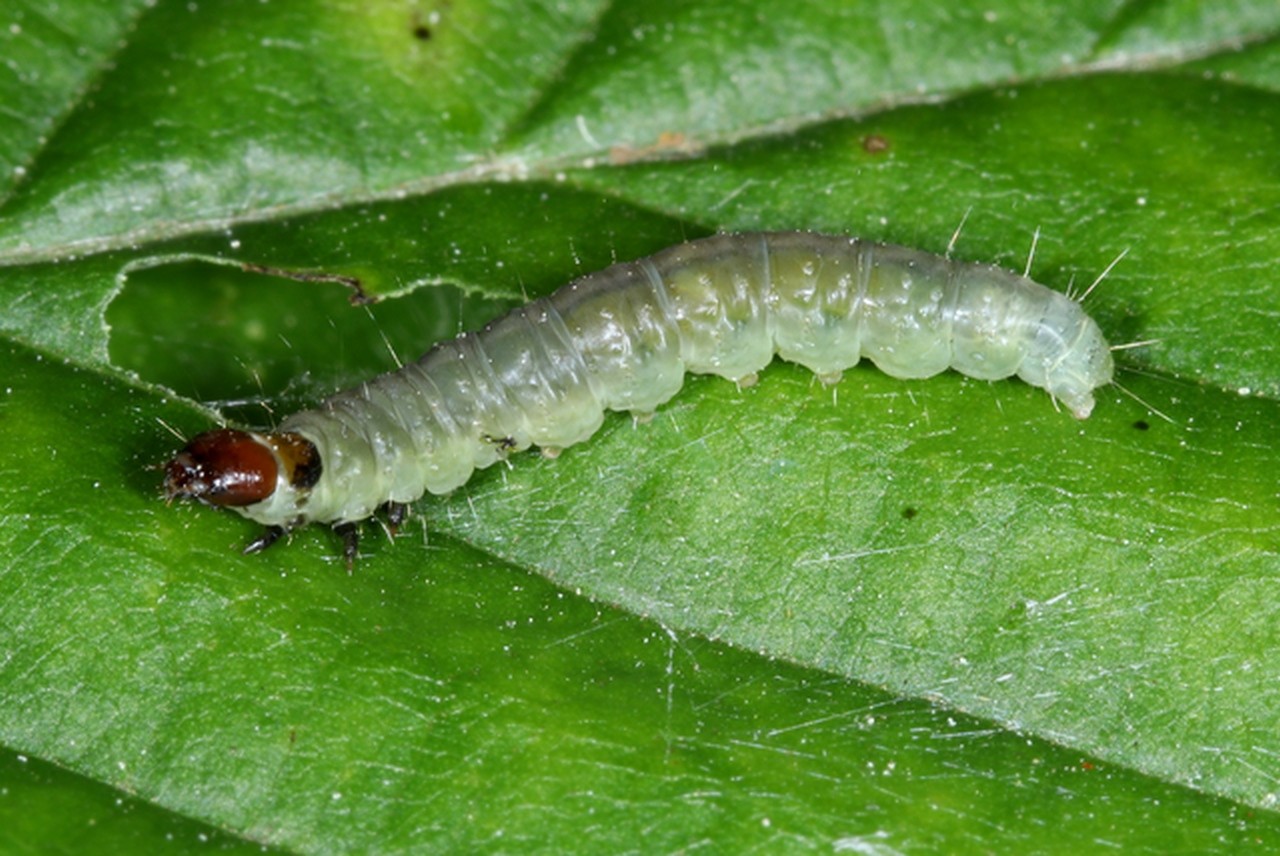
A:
[482,434,519,456]
[334,522,360,572]
[383,501,409,535]
[816,371,843,386]
[243,525,286,555]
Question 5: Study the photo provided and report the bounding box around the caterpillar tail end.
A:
[1066,395,1096,420]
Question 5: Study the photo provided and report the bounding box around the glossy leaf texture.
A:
[2,0,1279,852]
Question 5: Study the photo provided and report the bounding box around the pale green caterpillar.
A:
[165,231,1114,563]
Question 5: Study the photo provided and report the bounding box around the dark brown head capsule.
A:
[164,428,280,507]
[165,428,323,512]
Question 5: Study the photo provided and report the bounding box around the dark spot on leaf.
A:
[902,506,918,520]
[862,134,890,154]
[1132,420,1150,431]
[413,24,431,40]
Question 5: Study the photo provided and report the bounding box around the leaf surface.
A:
[3,0,1280,851]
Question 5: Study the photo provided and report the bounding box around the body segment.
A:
[165,232,1114,550]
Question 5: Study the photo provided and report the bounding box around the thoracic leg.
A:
[334,522,360,572]
[243,525,286,555]
[384,501,409,534]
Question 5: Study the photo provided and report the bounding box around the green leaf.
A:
[3,0,1280,851]
[0,747,276,855]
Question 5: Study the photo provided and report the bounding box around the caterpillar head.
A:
[165,428,321,512]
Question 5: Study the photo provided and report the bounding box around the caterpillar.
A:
[164,231,1114,565]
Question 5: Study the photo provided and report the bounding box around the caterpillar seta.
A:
[165,231,1115,565]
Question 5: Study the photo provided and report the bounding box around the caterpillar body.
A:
[165,231,1114,563]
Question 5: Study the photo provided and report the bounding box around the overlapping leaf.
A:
[2,0,1279,851]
